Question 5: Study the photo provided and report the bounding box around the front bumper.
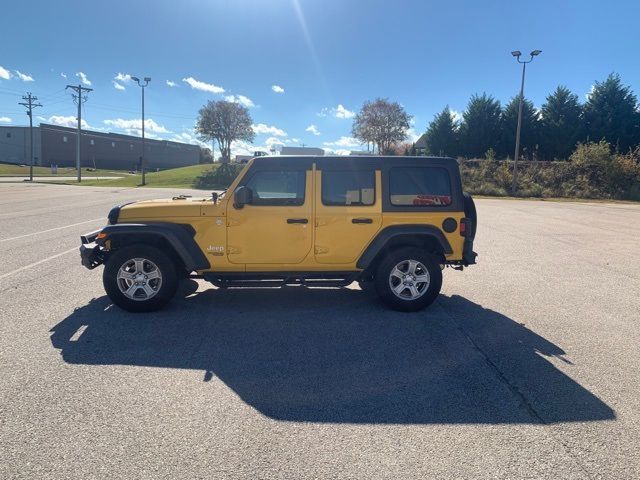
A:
[80,230,104,269]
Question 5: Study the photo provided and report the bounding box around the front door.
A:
[226,167,313,264]
[314,169,382,264]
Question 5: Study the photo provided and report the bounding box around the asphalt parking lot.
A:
[1,182,639,479]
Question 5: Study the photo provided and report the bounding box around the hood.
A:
[118,197,209,220]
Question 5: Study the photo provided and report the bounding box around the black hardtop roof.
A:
[252,155,458,170]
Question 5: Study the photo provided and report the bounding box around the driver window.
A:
[244,170,306,206]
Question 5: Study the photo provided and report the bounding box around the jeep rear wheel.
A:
[103,245,178,312]
[374,247,442,312]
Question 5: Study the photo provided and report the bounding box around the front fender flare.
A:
[99,223,210,271]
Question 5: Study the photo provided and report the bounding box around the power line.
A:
[18,93,42,181]
[65,83,93,182]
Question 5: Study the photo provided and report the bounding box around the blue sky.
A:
[1,0,639,156]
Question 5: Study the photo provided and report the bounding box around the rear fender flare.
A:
[356,225,452,270]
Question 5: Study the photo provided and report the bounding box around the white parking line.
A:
[0,247,78,280]
[0,218,104,242]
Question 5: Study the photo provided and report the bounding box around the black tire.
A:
[374,247,442,312]
[463,192,477,240]
[103,244,179,313]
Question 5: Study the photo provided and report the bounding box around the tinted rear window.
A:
[322,170,375,206]
[389,167,452,207]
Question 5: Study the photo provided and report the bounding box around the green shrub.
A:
[194,163,244,189]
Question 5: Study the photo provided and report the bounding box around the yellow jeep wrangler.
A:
[80,156,477,312]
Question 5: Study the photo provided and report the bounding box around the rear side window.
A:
[389,167,452,207]
[244,170,306,206]
[322,170,375,206]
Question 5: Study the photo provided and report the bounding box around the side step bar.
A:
[202,272,359,289]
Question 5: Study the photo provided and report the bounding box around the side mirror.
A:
[233,186,253,209]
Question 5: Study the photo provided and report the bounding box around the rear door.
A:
[314,168,382,264]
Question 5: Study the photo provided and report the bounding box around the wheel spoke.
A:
[141,283,156,297]
[118,270,135,280]
[407,260,418,275]
[390,267,404,280]
[134,259,144,274]
[408,285,420,298]
[146,269,160,280]
[414,274,430,284]
[393,283,407,295]
[125,284,139,297]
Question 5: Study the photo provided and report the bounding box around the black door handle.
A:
[287,218,309,224]
[352,218,373,224]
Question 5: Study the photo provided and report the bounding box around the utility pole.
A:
[132,77,151,185]
[18,93,42,181]
[65,84,93,182]
[510,49,541,195]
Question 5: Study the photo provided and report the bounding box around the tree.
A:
[538,86,582,160]
[459,93,502,158]
[583,73,640,152]
[196,100,254,163]
[199,147,213,164]
[424,106,459,157]
[352,98,412,154]
[501,96,541,159]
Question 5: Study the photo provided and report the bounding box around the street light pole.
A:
[132,77,151,185]
[510,50,541,195]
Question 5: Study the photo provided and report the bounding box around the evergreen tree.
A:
[501,96,541,159]
[459,93,502,158]
[424,106,459,157]
[538,86,583,160]
[583,73,640,152]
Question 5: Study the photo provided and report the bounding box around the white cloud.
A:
[0,65,11,80]
[14,70,34,82]
[103,118,172,134]
[323,136,360,148]
[306,124,320,136]
[114,73,131,83]
[224,94,255,108]
[318,104,355,119]
[334,104,355,119]
[76,71,91,86]
[182,76,225,94]
[113,81,125,91]
[291,138,300,143]
[252,123,287,137]
[60,72,67,79]
[271,84,285,93]
[47,115,91,129]
[403,127,419,143]
[265,137,285,147]
[166,80,177,87]
[171,131,209,148]
[0,116,12,123]
[586,84,595,101]
[450,109,463,123]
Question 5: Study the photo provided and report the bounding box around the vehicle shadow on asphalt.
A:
[50,284,615,424]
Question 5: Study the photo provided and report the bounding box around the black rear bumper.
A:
[462,238,477,265]
[80,230,104,269]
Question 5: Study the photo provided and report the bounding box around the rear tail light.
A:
[460,218,470,237]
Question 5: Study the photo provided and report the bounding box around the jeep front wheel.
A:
[103,244,178,313]
[374,247,442,312]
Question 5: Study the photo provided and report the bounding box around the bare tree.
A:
[196,100,254,163]
[352,98,412,154]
